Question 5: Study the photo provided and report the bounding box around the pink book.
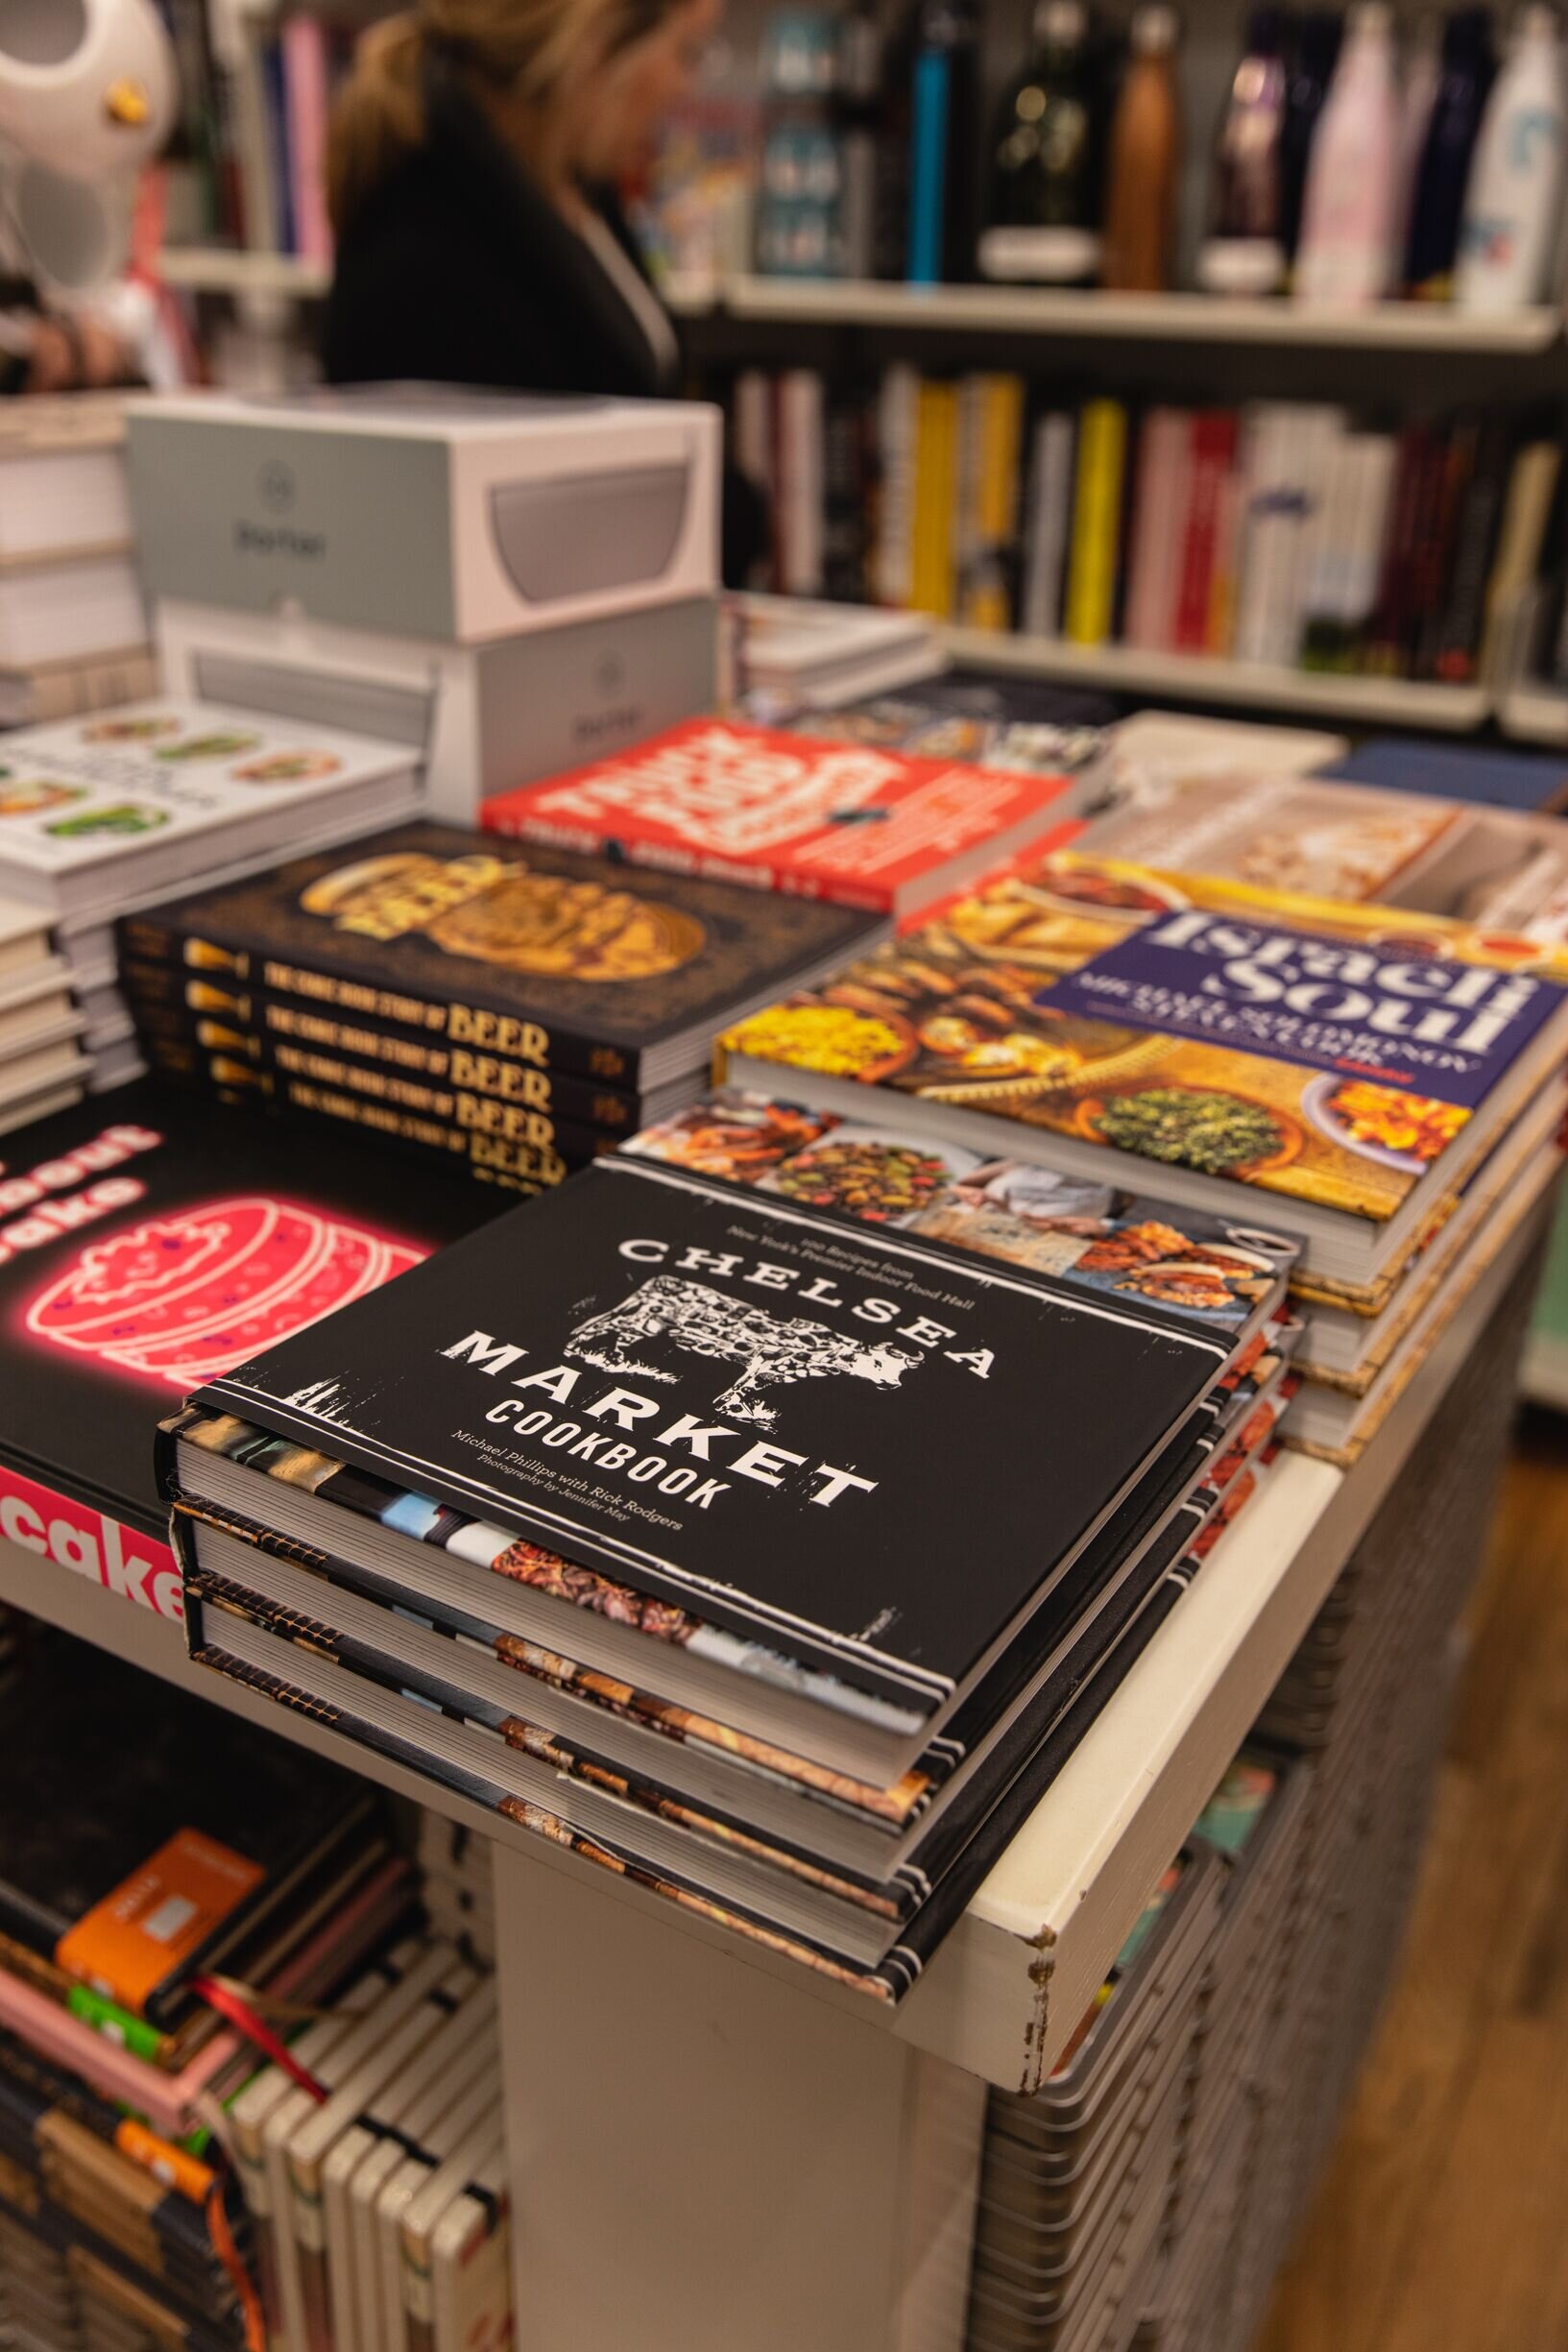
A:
[281,14,333,265]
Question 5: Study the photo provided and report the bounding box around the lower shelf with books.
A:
[937,627,1493,732]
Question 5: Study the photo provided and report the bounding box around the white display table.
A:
[0,1186,1547,2352]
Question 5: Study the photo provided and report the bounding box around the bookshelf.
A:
[1497,683,1568,747]
[158,245,331,298]
[685,277,1568,353]
[937,627,1494,729]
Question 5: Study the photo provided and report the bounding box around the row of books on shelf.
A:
[0,1608,509,2352]
[732,366,1565,686]
[163,3,343,262]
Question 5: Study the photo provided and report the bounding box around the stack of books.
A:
[0,1080,499,1568]
[0,700,424,1092]
[719,845,1568,1468]
[160,1079,1294,2000]
[229,1930,507,2352]
[0,891,86,1136]
[0,398,156,732]
[116,821,888,1195]
[0,1622,411,2352]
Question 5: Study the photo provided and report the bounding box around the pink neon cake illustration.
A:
[25,1198,424,1387]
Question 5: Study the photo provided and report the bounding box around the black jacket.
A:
[323,65,763,581]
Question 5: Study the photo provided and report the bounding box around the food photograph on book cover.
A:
[721,853,1568,1224]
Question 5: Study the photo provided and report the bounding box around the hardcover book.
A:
[480,717,1080,920]
[166,1150,1234,1759]
[0,701,422,920]
[0,1079,499,1542]
[718,851,1568,1285]
[118,822,888,1091]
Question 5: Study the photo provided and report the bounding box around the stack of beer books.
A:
[718,846,1568,1468]
[160,1088,1295,2000]
[0,396,156,733]
[116,821,889,1196]
[0,890,86,1135]
[0,700,424,1091]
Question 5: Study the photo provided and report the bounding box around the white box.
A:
[126,384,723,644]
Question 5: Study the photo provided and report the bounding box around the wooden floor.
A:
[1258,1407,1568,2352]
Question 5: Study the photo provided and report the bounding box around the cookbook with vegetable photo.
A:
[719,853,1568,1287]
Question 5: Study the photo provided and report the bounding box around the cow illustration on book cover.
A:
[566,1275,925,1428]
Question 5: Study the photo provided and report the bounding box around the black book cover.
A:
[117,823,888,1088]
[189,1152,1230,1713]
[0,1078,500,1538]
[0,1629,375,2021]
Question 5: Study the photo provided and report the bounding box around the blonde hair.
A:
[326,0,675,230]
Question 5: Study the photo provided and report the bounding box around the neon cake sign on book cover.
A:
[0,1083,498,1615]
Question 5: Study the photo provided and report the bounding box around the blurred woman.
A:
[324,0,761,575]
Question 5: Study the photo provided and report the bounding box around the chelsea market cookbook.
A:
[717,851,1568,1290]
[158,1145,1259,1790]
[164,1091,1292,1986]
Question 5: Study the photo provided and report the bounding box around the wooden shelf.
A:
[1498,685,1568,747]
[937,625,1491,732]
[695,277,1563,352]
[157,246,331,299]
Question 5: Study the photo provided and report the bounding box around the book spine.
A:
[1021,411,1074,640]
[1122,408,1173,650]
[114,912,640,1087]
[733,370,777,592]
[132,1001,615,1161]
[119,960,650,1131]
[1364,422,1428,674]
[1482,440,1560,680]
[951,374,983,621]
[777,370,826,598]
[1433,420,1512,683]
[1172,412,1236,651]
[1343,432,1399,666]
[280,13,332,265]
[822,388,873,603]
[874,364,919,607]
[909,377,959,617]
[1207,417,1255,655]
[139,1031,588,1195]
[1412,418,1480,678]
[260,36,296,253]
[1063,400,1127,645]
[975,375,1025,632]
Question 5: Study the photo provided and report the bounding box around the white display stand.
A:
[0,1188,1548,2352]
